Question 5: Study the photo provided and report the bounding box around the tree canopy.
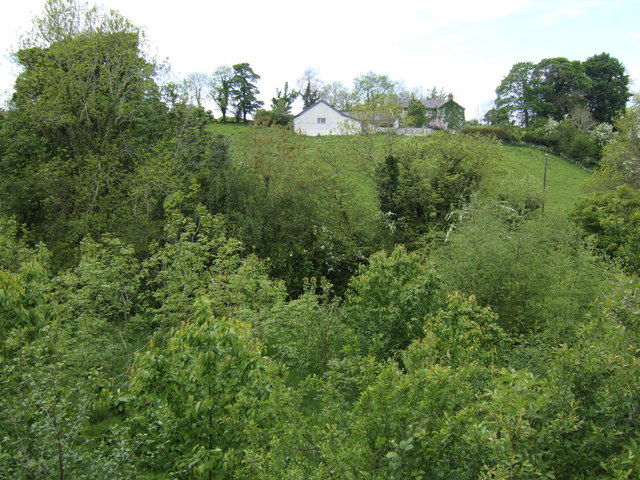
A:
[495,54,630,127]
[231,62,263,123]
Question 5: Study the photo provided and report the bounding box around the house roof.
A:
[293,100,359,121]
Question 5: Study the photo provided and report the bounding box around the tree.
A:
[596,95,640,189]
[25,0,110,47]
[533,57,592,121]
[128,298,280,478]
[210,65,234,122]
[320,80,353,110]
[268,81,299,125]
[375,132,499,246]
[404,96,427,127]
[297,68,323,109]
[231,62,263,123]
[433,204,609,338]
[496,55,627,127]
[0,0,171,266]
[184,72,210,108]
[495,62,537,127]
[353,71,398,104]
[10,22,160,156]
[583,52,630,123]
[345,245,441,360]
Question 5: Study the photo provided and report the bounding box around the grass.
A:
[208,121,253,137]
[495,144,591,213]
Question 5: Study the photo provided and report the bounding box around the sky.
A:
[1,0,639,120]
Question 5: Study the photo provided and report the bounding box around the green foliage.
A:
[460,125,511,141]
[270,81,298,125]
[231,62,263,123]
[12,30,160,156]
[545,307,640,476]
[376,131,499,246]
[598,97,640,189]
[404,292,509,370]
[3,4,640,479]
[352,71,398,104]
[0,232,132,479]
[128,297,280,478]
[140,192,285,334]
[496,54,630,127]
[55,235,140,325]
[533,57,592,120]
[572,185,640,274]
[0,1,191,268]
[345,245,440,359]
[439,99,466,131]
[583,52,631,123]
[252,280,353,376]
[550,118,601,167]
[434,204,609,338]
[210,65,234,123]
[495,61,537,127]
[404,96,427,127]
[225,127,385,294]
[327,362,491,479]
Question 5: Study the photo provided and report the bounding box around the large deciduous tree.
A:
[533,57,592,121]
[0,0,190,267]
[210,65,234,122]
[353,71,398,104]
[320,80,353,110]
[583,52,631,123]
[495,54,628,127]
[10,17,160,156]
[495,61,537,127]
[184,72,210,108]
[231,62,263,123]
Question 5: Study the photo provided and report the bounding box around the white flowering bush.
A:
[590,122,616,147]
[542,117,559,138]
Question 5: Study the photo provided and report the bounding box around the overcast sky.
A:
[1,0,639,120]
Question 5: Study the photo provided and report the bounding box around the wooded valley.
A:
[1,1,640,478]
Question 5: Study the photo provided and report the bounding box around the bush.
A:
[461,125,512,141]
[572,185,640,275]
[433,203,609,339]
[552,120,600,168]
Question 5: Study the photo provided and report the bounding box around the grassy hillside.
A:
[211,123,591,215]
[494,144,590,213]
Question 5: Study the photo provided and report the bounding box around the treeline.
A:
[204,66,458,129]
[1,0,640,478]
[486,54,632,168]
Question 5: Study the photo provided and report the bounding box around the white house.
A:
[293,100,360,135]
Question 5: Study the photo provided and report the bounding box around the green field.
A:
[494,144,591,213]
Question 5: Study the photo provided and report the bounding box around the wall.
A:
[293,102,360,135]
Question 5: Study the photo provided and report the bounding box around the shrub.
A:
[552,120,600,168]
[461,125,512,141]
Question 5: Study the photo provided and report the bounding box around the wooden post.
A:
[541,153,548,218]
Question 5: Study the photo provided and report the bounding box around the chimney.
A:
[447,93,454,102]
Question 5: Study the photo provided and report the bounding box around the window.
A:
[317,117,326,124]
